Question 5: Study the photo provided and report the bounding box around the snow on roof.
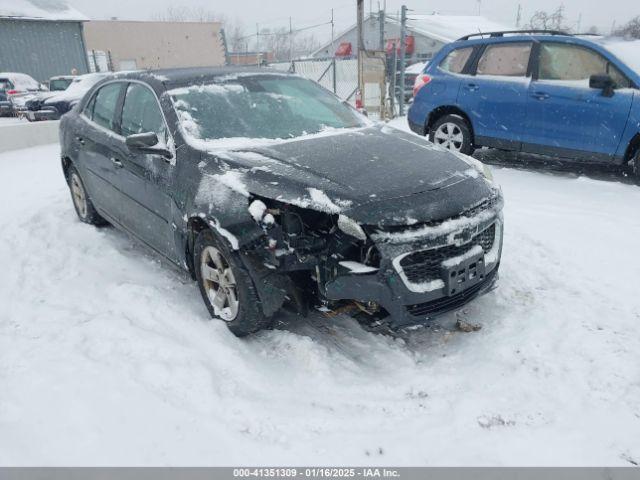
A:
[0,0,87,22]
[403,14,514,43]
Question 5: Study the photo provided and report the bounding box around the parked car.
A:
[0,72,43,117]
[409,31,640,179]
[24,73,109,121]
[60,68,503,336]
[48,75,75,91]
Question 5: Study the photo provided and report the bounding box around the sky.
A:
[69,0,636,43]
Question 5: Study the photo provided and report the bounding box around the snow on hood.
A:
[0,72,40,90]
[196,125,496,226]
[0,0,87,21]
[44,73,109,104]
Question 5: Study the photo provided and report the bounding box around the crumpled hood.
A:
[200,125,498,226]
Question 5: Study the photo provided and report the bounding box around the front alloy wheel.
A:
[194,229,272,336]
[200,246,239,322]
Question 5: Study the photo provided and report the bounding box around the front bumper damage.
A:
[324,205,503,328]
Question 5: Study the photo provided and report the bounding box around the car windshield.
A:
[0,79,11,91]
[49,78,72,91]
[169,75,366,142]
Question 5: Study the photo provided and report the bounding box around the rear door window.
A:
[439,47,473,73]
[476,43,532,77]
[538,43,631,88]
[90,83,123,132]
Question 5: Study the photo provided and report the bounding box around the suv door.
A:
[76,82,126,221]
[525,41,634,160]
[111,82,177,260]
[457,41,533,149]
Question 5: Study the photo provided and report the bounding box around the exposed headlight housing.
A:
[479,162,494,182]
[338,214,367,241]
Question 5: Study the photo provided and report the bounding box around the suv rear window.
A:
[477,43,532,77]
[439,47,473,74]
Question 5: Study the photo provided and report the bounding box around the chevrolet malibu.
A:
[60,68,504,336]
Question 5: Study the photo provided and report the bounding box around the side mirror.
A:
[125,132,173,159]
[589,74,615,97]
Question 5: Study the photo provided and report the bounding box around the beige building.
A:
[83,20,226,71]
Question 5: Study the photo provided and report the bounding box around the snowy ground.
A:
[1,129,640,466]
[0,116,28,126]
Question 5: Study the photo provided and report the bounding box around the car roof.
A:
[102,66,287,90]
[0,72,36,80]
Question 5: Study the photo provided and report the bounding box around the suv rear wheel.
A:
[429,114,474,155]
[633,149,640,182]
[194,229,273,337]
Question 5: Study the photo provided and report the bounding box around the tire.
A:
[194,229,272,337]
[67,165,107,226]
[429,114,474,155]
[633,149,640,183]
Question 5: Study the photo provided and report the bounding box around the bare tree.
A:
[257,27,321,61]
[228,20,247,53]
[154,6,223,23]
[614,16,640,38]
[526,6,571,32]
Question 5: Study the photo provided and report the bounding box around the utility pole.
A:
[379,8,385,51]
[289,17,293,61]
[256,23,260,57]
[516,4,522,28]
[576,13,582,33]
[398,5,407,116]
[331,9,335,54]
[357,0,365,108]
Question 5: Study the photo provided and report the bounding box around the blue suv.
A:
[408,31,640,178]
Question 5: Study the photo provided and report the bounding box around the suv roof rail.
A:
[457,30,571,41]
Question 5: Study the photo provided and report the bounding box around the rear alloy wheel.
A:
[67,166,107,226]
[429,114,474,155]
[194,229,272,336]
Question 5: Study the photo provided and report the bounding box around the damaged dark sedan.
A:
[59,68,504,336]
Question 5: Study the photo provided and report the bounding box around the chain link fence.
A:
[269,57,359,106]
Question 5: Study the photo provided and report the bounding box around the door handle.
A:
[465,83,479,91]
[110,157,123,168]
[75,136,85,145]
[532,92,550,100]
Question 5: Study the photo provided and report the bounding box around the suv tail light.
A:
[413,75,432,97]
[6,89,19,96]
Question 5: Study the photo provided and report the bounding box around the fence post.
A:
[332,58,337,94]
[399,5,408,116]
[390,43,397,117]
